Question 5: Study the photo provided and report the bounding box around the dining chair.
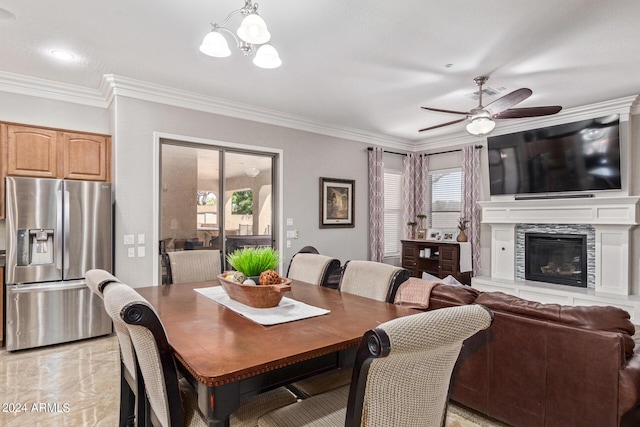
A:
[164,249,222,284]
[101,279,298,427]
[286,252,341,287]
[339,260,410,303]
[257,304,494,427]
[86,269,146,427]
[288,260,408,398]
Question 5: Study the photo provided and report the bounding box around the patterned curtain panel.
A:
[403,154,416,239]
[403,154,429,239]
[369,147,384,262]
[461,145,481,275]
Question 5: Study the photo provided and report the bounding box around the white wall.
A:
[111,96,371,286]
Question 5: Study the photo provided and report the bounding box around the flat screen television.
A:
[487,114,621,196]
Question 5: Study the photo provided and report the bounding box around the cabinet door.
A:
[6,125,58,178]
[61,132,110,181]
[401,241,418,276]
[439,245,458,276]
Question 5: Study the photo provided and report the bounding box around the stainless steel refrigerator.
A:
[5,177,113,351]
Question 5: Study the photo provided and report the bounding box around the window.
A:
[384,170,403,256]
[428,168,462,229]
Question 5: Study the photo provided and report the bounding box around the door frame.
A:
[153,131,284,285]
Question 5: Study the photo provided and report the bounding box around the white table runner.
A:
[194,286,330,326]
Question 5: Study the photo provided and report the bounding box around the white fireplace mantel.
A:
[479,196,640,296]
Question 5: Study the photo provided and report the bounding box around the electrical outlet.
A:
[128,247,135,257]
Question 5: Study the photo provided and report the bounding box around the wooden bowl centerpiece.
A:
[218,273,292,308]
[220,247,290,308]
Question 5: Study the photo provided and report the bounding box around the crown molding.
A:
[99,74,414,150]
[0,71,107,107]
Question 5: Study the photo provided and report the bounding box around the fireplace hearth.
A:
[525,233,587,287]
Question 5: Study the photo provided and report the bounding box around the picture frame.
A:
[319,177,355,228]
[426,229,442,241]
[441,229,458,242]
[416,228,427,240]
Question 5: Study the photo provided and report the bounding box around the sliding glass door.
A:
[160,141,276,278]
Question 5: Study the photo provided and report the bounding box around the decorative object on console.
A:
[319,177,355,228]
[199,0,282,69]
[442,229,457,242]
[407,221,417,239]
[427,229,442,241]
[416,228,427,240]
[418,75,562,136]
[457,217,469,242]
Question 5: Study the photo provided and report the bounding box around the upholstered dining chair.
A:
[86,269,145,427]
[286,252,341,287]
[257,304,494,427]
[164,249,222,284]
[339,260,410,303]
[100,278,298,427]
[288,260,409,398]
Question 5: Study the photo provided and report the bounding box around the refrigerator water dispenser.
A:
[16,229,55,266]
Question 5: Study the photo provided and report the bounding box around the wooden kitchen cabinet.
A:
[0,122,111,219]
[401,239,471,285]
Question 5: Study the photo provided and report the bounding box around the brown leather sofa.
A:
[427,284,640,427]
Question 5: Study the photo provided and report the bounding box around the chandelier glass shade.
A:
[200,1,281,69]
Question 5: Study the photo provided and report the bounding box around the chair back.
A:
[339,260,409,303]
[86,269,137,379]
[346,304,494,427]
[165,249,221,284]
[102,282,184,427]
[287,253,341,286]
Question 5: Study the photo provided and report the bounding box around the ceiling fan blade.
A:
[484,88,532,116]
[421,106,469,116]
[493,105,562,119]
[419,118,466,132]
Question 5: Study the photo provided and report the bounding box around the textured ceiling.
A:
[1,0,640,142]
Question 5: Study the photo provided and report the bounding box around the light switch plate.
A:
[137,246,146,257]
[124,235,134,245]
[138,234,145,244]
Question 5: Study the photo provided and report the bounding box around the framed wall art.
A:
[319,177,355,228]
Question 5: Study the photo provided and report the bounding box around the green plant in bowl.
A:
[226,247,281,277]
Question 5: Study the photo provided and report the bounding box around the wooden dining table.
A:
[136,279,417,427]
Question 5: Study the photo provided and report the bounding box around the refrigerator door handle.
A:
[61,187,70,278]
[7,280,88,293]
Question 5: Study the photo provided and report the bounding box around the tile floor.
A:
[0,334,505,427]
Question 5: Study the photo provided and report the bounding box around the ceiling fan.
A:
[419,76,562,136]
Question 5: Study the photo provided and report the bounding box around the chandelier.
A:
[199,0,282,69]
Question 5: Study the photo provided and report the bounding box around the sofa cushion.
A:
[475,291,636,356]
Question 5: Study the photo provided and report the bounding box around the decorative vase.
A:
[410,225,416,240]
[457,229,468,242]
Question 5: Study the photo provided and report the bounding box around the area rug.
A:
[446,401,511,427]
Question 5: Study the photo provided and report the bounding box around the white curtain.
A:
[368,147,384,262]
[403,154,429,238]
[461,145,481,275]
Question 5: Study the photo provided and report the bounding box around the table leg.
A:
[197,381,241,427]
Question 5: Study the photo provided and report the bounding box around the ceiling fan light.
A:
[199,30,231,57]
[253,44,281,69]
[466,117,496,136]
[237,13,270,44]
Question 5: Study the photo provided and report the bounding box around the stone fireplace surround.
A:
[472,196,640,321]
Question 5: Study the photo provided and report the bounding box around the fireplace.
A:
[525,233,587,288]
